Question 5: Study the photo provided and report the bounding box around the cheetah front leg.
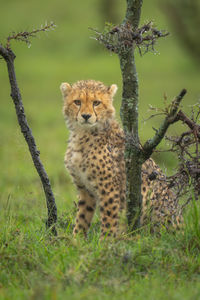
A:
[73,189,96,237]
[99,192,121,239]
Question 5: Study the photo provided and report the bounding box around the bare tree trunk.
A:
[119,47,142,229]
[0,45,57,235]
[119,0,143,229]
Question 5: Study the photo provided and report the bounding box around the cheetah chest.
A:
[65,134,119,190]
[65,139,101,188]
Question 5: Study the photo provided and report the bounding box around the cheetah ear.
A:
[108,84,118,98]
[60,82,72,98]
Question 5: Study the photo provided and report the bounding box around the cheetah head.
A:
[60,80,117,129]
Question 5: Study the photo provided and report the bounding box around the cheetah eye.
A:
[93,100,101,106]
[74,100,81,106]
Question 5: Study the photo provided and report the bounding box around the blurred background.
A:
[0,0,199,216]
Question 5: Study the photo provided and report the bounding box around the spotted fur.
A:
[60,80,182,238]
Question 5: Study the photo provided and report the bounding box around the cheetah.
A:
[60,80,182,238]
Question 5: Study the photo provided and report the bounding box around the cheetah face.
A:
[60,80,117,128]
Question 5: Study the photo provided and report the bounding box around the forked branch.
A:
[142,89,187,159]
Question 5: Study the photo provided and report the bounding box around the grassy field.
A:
[0,0,200,299]
[1,198,200,300]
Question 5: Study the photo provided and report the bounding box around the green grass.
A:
[0,0,200,299]
[1,197,200,300]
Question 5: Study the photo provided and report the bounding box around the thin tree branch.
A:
[0,43,57,235]
[142,89,187,159]
[6,22,56,49]
[175,110,200,139]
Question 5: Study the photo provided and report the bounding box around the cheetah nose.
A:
[82,114,91,121]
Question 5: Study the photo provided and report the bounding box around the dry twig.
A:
[6,22,56,49]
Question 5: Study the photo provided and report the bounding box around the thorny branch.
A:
[89,21,169,56]
[154,104,200,208]
[6,22,56,49]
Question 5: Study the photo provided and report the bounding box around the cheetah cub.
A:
[60,80,182,238]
